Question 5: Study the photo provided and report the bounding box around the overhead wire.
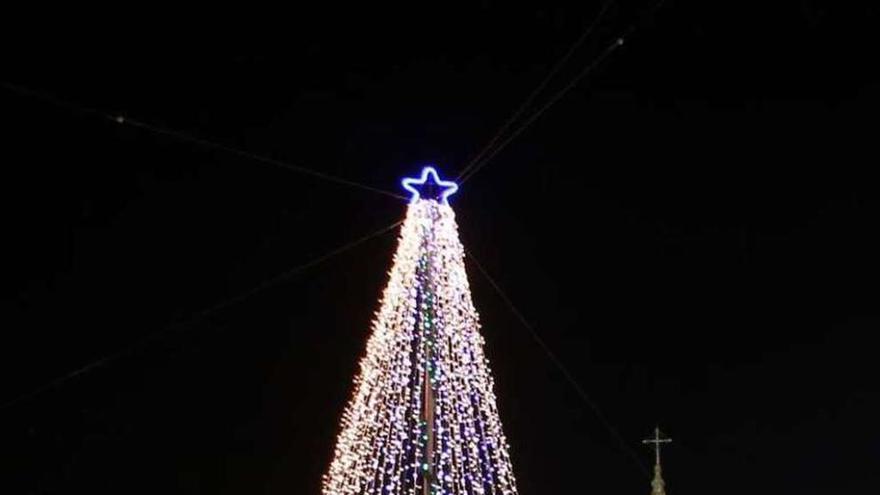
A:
[0,218,403,413]
[464,246,651,478]
[0,81,406,201]
[455,0,615,181]
[460,31,629,184]
[453,1,669,476]
[460,0,669,185]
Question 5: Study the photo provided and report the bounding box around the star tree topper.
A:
[401,166,459,204]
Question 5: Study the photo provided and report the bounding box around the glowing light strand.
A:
[323,196,518,495]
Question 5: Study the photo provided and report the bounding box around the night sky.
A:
[2,2,878,493]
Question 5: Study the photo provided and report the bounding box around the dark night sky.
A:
[2,1,878,493]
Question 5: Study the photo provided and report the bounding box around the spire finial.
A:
[642,426,672,495]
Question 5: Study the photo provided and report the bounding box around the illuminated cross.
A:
[643,426,672,466]
[401,166,459,205]
[643,426,672,495]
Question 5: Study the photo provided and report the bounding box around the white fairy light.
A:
[322,193,518,495]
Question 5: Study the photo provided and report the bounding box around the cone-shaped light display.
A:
[322,167,518,495]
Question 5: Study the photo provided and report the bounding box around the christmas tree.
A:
[322,167,518,495]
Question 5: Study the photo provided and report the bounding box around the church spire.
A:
[642,426,672,495]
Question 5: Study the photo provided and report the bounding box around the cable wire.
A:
[0,81,406,200]
[464,246,651,478]
[461,0,669,185]
[460,29,631,185]
[0,218,403,413]
[456,0,615,181]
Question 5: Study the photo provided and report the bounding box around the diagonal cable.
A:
[456,0,615,181]
[461,0,669,185]
[464,245,651,478]
[460,29,631,185]
[0,81,406,200]
[0,218,403,413]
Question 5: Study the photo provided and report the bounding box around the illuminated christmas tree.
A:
[322,167,518,495]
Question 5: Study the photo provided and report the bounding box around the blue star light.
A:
[401,166,459,205]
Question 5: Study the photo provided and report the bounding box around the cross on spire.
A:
[643,426,672,466]
[643,426,672,495]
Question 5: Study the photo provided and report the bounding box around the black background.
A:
[2,1,878,493]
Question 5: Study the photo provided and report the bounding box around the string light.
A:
[322,171,518,495]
